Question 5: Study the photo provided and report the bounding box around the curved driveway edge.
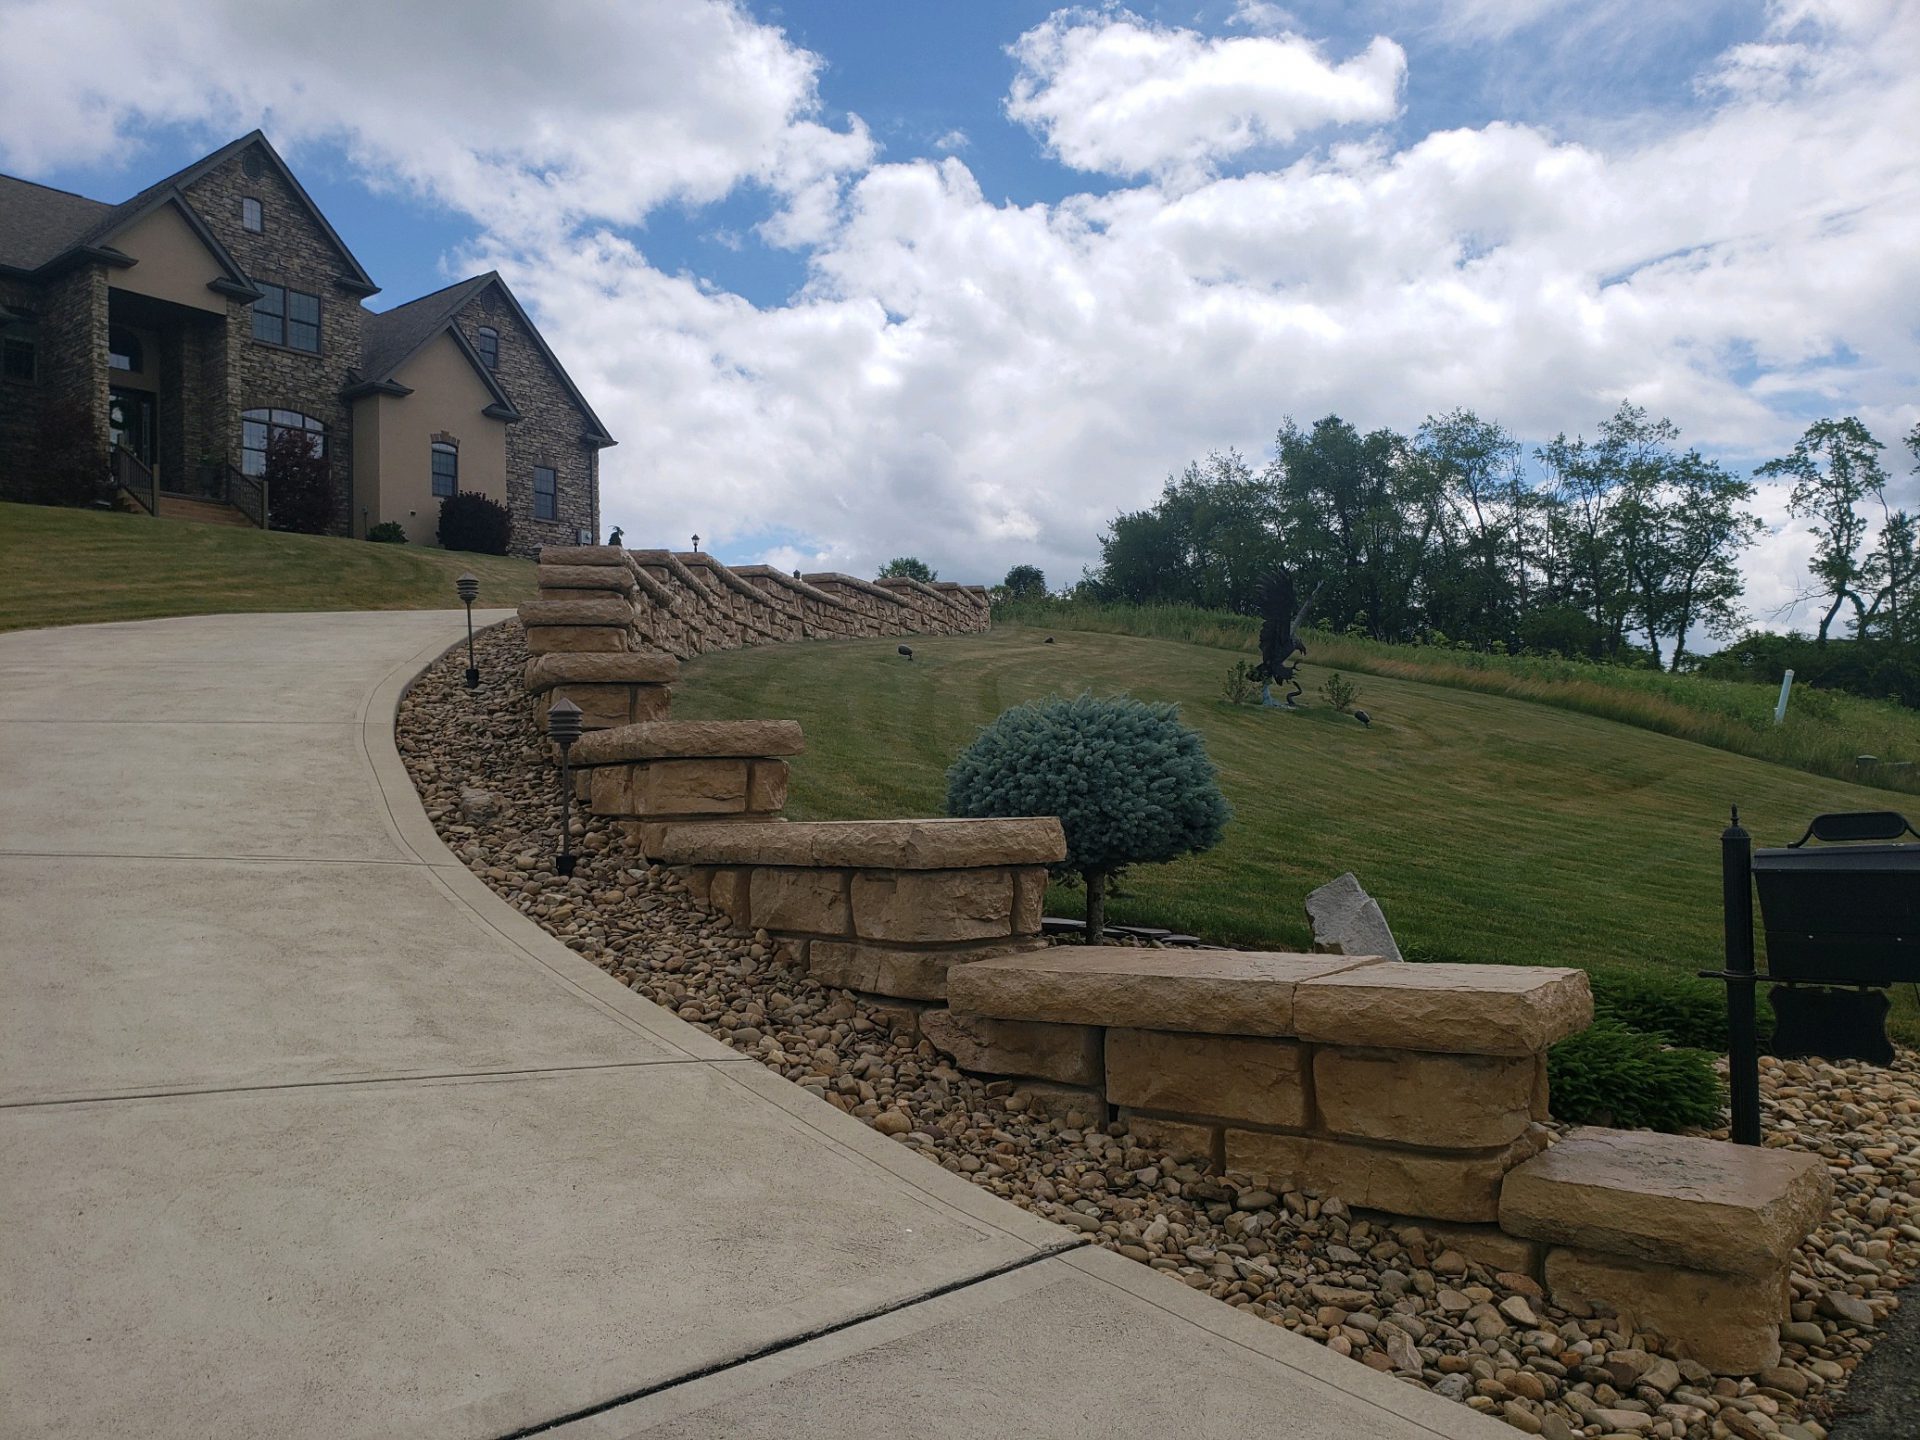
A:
[0,609,1501,1439]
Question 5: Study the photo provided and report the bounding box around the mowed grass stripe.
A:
[674,623,1915,1039]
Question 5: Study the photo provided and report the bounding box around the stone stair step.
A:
[155,494,253,527]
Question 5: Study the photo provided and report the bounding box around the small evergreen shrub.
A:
[365,521,408,544]
[946,693,1231,942]
[1587,966,1774,1051]
[438,491,513,555]
[1222,660,1258,706]
[1547,1021,1725,1132]
[1320,672,1360,712]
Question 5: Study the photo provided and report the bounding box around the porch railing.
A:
[112,445,157,516]
[226,464,269,530]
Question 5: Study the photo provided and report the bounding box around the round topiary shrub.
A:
[945,693,1231,942]
[437,491,513,555]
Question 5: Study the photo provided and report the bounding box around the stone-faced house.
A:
[0,131,612,554]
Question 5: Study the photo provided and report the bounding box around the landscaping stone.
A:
[1543,1248,1788,1375]
[516,596,637,627]
[1291,962,1594,1057]
[522,652,679,691]
[1499,1127,1834,1278]
[805,939,1047,1001]
[1226,1126,1551,1224]
[523,625,629,654]
[651,817,1066,870]
[851,867,1017,943]
[573,719,803,765]
[1305,872,1404,963]
[588,757,750,816]
[536,544,629,566]
[535,683,671,731]
[1106,1029,1310,1129]
[1315,1047,1536,1148]
[537,563,637,593]
[920,1008,1104,1086]
[748,868,851,936]
[948,948,1382,1035]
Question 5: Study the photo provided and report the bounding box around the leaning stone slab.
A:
[808,938,1048,1002]
[920,1005,1103,1084]
[538,544,628,566]
[1227,1126,1550,1224]
[1106,1029,1309,1129]
[523,651,679,692]
[1305,872,1403,963]
[1544,1247,1788,1374]
[652,817,1065,870]
[1315,1047,1536,1149]
[573,720,804,766]
[947,949,1382,1036]
[1291,963,1592,1057]
[1499,1127,1833,1278]
[516,596,636,627]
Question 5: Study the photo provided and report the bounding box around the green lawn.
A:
[674,622,1918,1039]
[0,501,538,631]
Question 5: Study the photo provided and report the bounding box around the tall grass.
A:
[997,598,1920,796]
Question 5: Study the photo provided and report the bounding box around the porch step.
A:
[155,494,254,528]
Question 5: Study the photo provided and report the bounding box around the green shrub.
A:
[1222,660,1257,706]
[1320,672,1360,712]
[365,521,408,544]
[264,427,334,534]
[946,693,1231,943]
[1547,1021,1725,1132]
[437,491,513,555]
[1587,966,1774,1051]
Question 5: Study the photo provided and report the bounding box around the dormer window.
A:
[242,197,263,233]
[476,326,498,369]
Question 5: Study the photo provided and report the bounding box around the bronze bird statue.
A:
[1250,567,1322,708]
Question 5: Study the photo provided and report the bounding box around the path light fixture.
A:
[455,572,480,689]
[691,533,700,553]
[547,696,584,877]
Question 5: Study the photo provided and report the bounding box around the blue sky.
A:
[2,1,1914,620]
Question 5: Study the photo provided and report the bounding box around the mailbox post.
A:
[1719,810,1763,1145]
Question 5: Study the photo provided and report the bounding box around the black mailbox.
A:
[1754,835,1920,985]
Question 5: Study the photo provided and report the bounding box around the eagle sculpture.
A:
[1250,568,1322,708]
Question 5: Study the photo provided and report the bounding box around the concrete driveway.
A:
[0,609,1500,1439]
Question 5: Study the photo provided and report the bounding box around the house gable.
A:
[105,198,241,315]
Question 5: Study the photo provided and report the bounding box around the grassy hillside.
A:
[674,622,1918,1039]
[0,502,538,632]
[996,598,1920,797]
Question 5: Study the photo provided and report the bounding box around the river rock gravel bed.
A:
[398,622,1918,1440]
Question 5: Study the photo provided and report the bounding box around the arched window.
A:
[108,326,143,373]
[475,326,498,369]
[431,440,458,498]
[241,408,326,476]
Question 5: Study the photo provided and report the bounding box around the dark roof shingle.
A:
[0,176,113,271]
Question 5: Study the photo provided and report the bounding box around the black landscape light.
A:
[691,532,700,553]
[456,571,480,689]
[547,696,584,877]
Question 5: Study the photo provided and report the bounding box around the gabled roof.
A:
[0,131,378,294]
[355,272,616,447]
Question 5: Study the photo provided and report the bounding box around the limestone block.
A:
[746,760,789,814]
[947,949,1382,1035]
[1405,1220,1543,1280]
[920,1007,1104,1085]
[1226,1126,1550,1224]
[651,817,1065,870]
[1499,1127,1833,1278]
[524,625,629,655]
[1290,962,1593,1057]
[1544,1248,1788,1374]
[1314,1048,1536,1148]
[679,866,715,905]
[517,596,636,627]
[573,720,803,766]
[806,937,1046,1001]
[1123,1112,1221,1169]
[748,867,851,936]
[538,563,636,594]
[1106,1030,1309,1129]
[1010,1082,1104,1126]
[538,544,628,567]
[640,758,750,815]
[540,682,669,731]
[851,868,1014,943]
[707,868,751,928]
[587,764,635,815]
[523,651,679,692]
[1305,872,1403,963]
[1012,868,1047,935]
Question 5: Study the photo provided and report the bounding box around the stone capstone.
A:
[537,564,636,594]
[650,817,1065,870]
[522,651,679,692]
[919,1007,1104,1085]
[1543,1248,1788,1374]
[1305,872,1404,963]
[1498,1126,1834,1278]
[1105,1029,1309,1129]
[537,544,628,566]
[516,596,636,627]
[573,720,804,765]
[1314,1047,1536,1148]
[1290,962,1593,1057]
[946,949,1382,1036]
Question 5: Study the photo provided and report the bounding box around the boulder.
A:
[1306,872,1403,963]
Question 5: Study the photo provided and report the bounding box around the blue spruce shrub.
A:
[945,693,1231,942]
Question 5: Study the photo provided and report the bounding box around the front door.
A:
[108,388,158,475]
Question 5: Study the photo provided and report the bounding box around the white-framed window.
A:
[252,283,320,352]
[241,408,325,476]
[431,441,458,498]
[241,197,263,233]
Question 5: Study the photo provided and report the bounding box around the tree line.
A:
[1073,404,1919,681]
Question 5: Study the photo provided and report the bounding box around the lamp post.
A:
[455,572,479,689]
[547,696,583,877]
[691,533,700,553]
